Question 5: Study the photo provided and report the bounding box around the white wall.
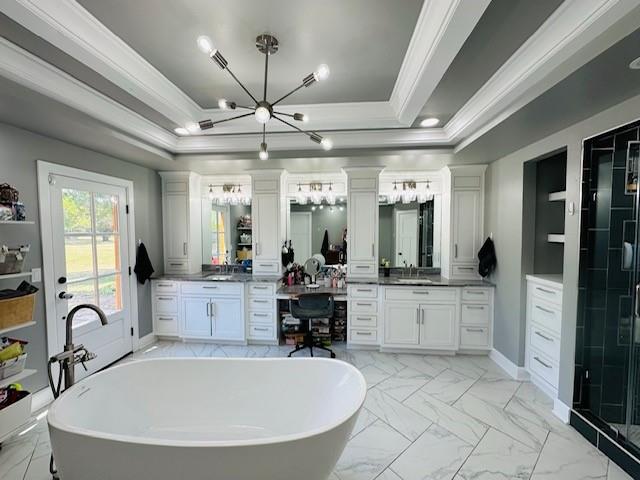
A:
[483,92,640,406]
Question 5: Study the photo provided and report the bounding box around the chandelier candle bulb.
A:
[185,122,200,134]
[197,35,215,55]
[259,143,269,161]
[174,127,189,136]
[321,138,333,151]
[314,64,331,82]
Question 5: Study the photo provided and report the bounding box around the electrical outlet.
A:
[31,268,42,283]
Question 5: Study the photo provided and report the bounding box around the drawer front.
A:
[530,283,562,306]
[530,298,561,336]
[154,315,178,335]
[249,325,274,339]
[347,285,378,298]
[349,328,378,344]
[461,304,490,326]
[349,263,377,276]
[253,261,281,275]
[249,311,274,325]
[385,287,457,302]
[165,260,188,272]
[249,297,275,311]
[462,288,490,302]
[451,264,479,278]
[248,283,276,296]
[180,282,243,296]
[528,348,559,389]
[155,295,178,314]
[350,313,377,328]
[153,281,177,294]
[460,326,490,349]
[529,323,561,361]
[350,299,378,314]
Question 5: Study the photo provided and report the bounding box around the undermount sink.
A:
[205,274,234,281]
[395,278,433,284]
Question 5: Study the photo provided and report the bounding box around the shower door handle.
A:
[636,283,640,317]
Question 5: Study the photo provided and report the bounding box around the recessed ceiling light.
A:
[630,57,640,70]
[420,117,440,128]
[174,127,189,136]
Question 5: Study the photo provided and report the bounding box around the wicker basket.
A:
[0,294,36,331]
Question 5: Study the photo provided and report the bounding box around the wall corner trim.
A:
[489,348,529,381]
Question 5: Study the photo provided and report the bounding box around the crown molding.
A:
[447,0,640,152]
[0,37,176,150]
[389,0,490,126]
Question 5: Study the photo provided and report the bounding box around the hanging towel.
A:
[134,242,155,284]
[320,230,329,258]
[477,237,497,278]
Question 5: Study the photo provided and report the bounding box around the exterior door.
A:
[182,296,212,337]
[212,297,243,341]
[290,212,312,263]
[419,304,457,349]
[42,167,134,379]
[383,302,420,345]
[395,209,418,266]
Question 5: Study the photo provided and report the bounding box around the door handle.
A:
[635,283,640,317]
[58,291,74,300]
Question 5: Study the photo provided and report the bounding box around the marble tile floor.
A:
[0,340,633,480]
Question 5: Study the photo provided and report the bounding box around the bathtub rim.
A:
[47,357,367,448]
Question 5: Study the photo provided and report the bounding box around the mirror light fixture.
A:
[387,180,434,204]
[295,182,336,205]
[194,33,334,160]
[208,183,251,206]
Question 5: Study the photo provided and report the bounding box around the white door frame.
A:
[37,161,139,359]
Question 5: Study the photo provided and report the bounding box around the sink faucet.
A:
[55,304,108,389]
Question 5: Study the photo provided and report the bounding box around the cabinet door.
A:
[383,302,420,345]
[253,192,280,261]
[165,193,188,259]
[419,304,457,349]
[212,297,244,341]
[182,297,211,337]
[349,190,377,262]
[452,190,480,263]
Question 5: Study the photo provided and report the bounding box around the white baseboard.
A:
[553,398,571,423]
[31,387,53,414]
[137,333,157,351]
[489,348,529,381]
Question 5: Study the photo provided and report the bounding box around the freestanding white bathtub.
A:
[48,357,366,480]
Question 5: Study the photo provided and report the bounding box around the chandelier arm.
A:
[235,104,256,111]
[271,84,305,107]
[273,111,296,119]
[225,66,259,104]
[272,115,317,140]
[210,112,254,126]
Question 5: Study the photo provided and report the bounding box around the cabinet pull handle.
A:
[210,302,215,317]
[355,265,369,269]
[253,299,269,303]
[253,327,269,332]
[454,244,458,258]
[371,243,375,257]
[356,289,372,293]
[158,284,173,288]
[259,264,271,268]
[416,308,420,325]
[356,302,372,306]
[357,316,372,321]
[458,267,474,271]
[535,305,554,315]
[206,302,211,317]
[158,317,173,321]
[412,291,429,295]
[203,286,218,289]
[356,331,373,336]
[465,328,484,333]
[253,313,269,317]
[183,242,188,255]
[465,306,485,310]
[256,242,260,255]
[169,263,183,267]
[421,309,425,325]
[536,287,555,295]
[466,291,484,295]
[534,356,552,369]
[157,296,173,301]
[535,331,554,342]
[253,286,269,290]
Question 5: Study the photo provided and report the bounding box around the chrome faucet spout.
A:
[65,304,108,350]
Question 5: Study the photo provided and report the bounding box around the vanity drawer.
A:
[350,314,377,328]
[249,311,274,325]
[349,328,378,344]
[350,299,377,314]
[530,298,561,336]
[253,261,281,275]
[181,282,243,296]
[249,325,274,339]
[154,315,178,335]
[248,283,276,296]
[165,260,188,272]
[451,265,478,277]
[531,283,562,306]
[461,304,490,326]
[249,297,274,311]
[529,323,561,361]
[462,288,490,302]
[460,326,490,349]
[385,287,457,302]
[528,347,559,389]
[155,295,178,314]
[153,281,177,294]
[350,263,377,276]
[348,285,378,298]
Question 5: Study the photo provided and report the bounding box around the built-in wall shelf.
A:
[547,234,565,243]
[548,191,566,202]
[0,269,41,282]
[0,220,35,225]
[0,321,36,336]
[0,369,36,389]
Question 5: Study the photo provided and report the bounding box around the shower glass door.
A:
[575,124,640,455]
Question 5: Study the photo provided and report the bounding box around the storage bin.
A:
[0,245,29,275]
[0,293,36,331]
[0,391,32,441]
[0,353,27,380]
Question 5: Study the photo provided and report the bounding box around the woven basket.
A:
[0,294,36,331]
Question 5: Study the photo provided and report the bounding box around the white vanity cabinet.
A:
[152,280,179,336]
[251,171,285,276]
[348,285,379,346]
[246,282,278,344]
[159,172,202,274]
[459,287,493,351]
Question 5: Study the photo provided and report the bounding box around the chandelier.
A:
[191,33,334,160]
[388,180,434,204]
[208,184,251,206]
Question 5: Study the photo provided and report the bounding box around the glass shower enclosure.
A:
[575,120,640,456]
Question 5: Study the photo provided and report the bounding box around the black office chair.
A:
[288,293,336,358]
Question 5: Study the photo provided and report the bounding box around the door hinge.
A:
[130,327,134,337]
[125,205,130,214]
